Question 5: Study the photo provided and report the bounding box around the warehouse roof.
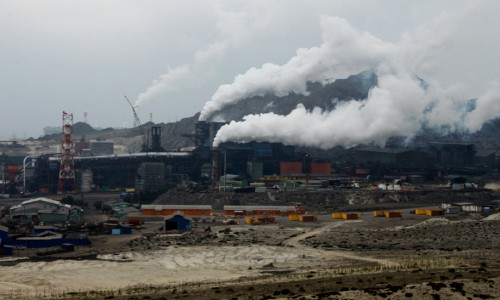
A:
[224,205,296,212]
[141,205,212,210]
[10,197,71,210]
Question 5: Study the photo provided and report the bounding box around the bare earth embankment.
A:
[0,189,499,299]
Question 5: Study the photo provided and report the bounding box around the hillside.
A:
[30,71,500,155]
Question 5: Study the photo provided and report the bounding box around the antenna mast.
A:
[58,111,76,193]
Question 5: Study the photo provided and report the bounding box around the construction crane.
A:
[124,96,141,128]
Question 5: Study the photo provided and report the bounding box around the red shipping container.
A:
[300,215,316,222]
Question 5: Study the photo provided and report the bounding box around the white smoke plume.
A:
[465,80,500,132]
[211,5,500,149]
[135,41,228,107]
[135,3,273,107]
[199,16,392,121]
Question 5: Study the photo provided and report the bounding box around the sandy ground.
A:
[0,212,499,299]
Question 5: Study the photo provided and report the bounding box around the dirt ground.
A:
[1,189,499,299]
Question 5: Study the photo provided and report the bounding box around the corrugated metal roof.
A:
[141,205,212,210]
[224,205,296,212]
[11,197,72,210]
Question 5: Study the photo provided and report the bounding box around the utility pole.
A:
[1,153,6,195]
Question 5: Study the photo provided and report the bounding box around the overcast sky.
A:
[1,0,499,140]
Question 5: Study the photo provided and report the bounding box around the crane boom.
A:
[124,96,141,127]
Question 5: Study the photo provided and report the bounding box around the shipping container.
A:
[384,211,402,218]
[289,215,300,221]
[299,215,316,222]
[373,211,385,217]
[342,213,359,220]
[332,212,343,219]
[415,209,427,215]
[425,209,444,216]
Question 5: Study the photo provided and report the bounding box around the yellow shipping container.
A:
[289,215,300,221]
[332,212,343,219]
[245,216,254,224]
[373,211,385,217]
[415,209,426,215]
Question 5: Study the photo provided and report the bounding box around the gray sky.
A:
[1,0,499,140]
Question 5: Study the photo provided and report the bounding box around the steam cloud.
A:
[135,4,273,108]
[210,9,500,148]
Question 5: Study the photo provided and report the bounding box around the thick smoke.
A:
[200,17,391,121]
[211,8,500,148]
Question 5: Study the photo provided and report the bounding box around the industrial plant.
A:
[1,113,498,197]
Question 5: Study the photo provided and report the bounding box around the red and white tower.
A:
[58,111,76,193]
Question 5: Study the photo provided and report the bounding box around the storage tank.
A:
[81,169,93,192]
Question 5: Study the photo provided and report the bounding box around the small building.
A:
[452,202,481,212]
[164,213,192,232]
[445,207,460,214]
[9,197,82,224]
[441,203,461,214]
[141,205,212,216]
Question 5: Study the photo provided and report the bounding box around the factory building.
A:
[223,205,297,217]
[427,142,475,169]
[9,197,82,224]
[135,162,166,191]
[81,140,114,156]
[4,120,498,197]
[141,205,212,216]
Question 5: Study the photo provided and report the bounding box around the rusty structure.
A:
[57,112,76,193]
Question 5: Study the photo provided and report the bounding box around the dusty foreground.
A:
[0,214,499,300]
